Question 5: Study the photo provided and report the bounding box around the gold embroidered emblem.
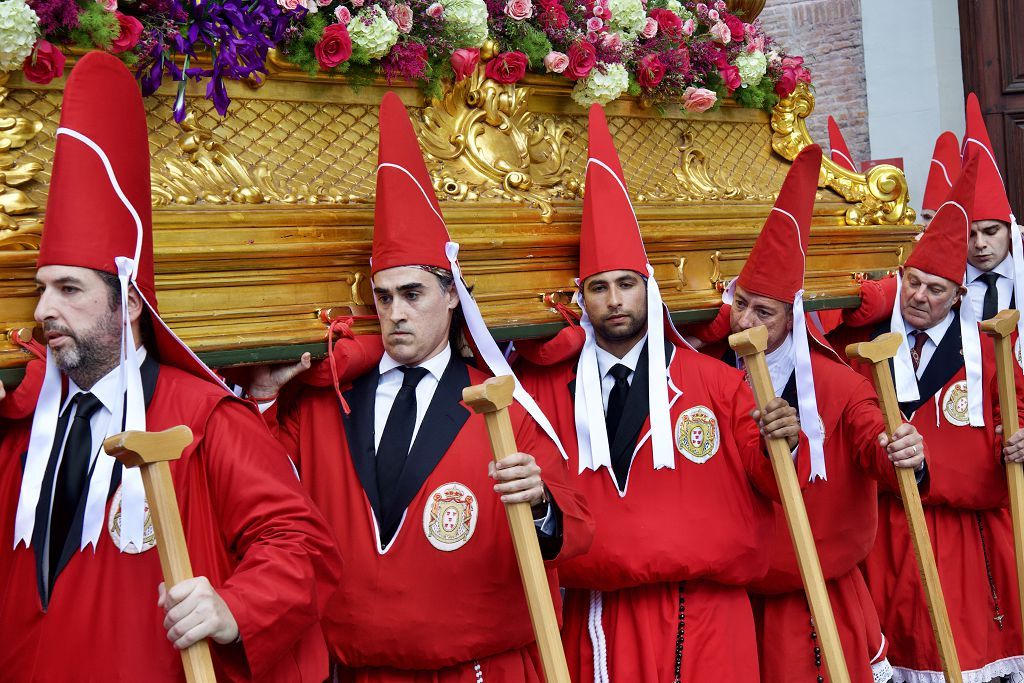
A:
[942,380,970,427]
[423,482,477,552]
[107,485,157,554]
[675,405,721,464]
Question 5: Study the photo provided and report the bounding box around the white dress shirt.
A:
[374,344,451,453]
[966,255,1015,320]
[905,310,955,378]
[595,338,646,411]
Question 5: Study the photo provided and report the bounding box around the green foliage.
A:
[69,3,119,51]
[283,13,330,76]
[502,21,552,68]
[626,73,641,97]
[733,78,780,111]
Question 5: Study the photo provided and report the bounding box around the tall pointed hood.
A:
[18,51,230,556]
[922,131,961,212]
[891,154,986,426]
[962,93,1012,223]
[574,104,684,477]
[370,91,566,458]
[728,145,828,480]
[827,116,857,172]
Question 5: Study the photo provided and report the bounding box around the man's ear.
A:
[126,284,144,325]
[446,284,459,311]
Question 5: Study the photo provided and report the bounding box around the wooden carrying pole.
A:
[104,425,217,683]
[981,309,1024,649]
[729,326,851,683]
[845,332,962,682]
[463,375,570,683]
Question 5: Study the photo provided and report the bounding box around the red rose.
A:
[636,53,665,88]
[565,41,596,80]
[484,51,528,84]
[110,12,144,54]
[649,9,682,41]
[719,63,741,92]
[21,40,65,85]
[314,23,353,69]
[724,13,745,41]
[450,47,480,81]
[539,4,569,29]
[774,68,797,97]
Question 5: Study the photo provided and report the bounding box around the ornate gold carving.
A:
[653,131,776,202]
[709,250,725,291]
[676,256,688,289]
[771,83,916,226]
[0,72,44,249]
[417,68,582,223]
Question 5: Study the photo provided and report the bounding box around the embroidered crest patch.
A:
[107,485,156,554]
[942,380,970,427]
[675,405,721,464]
[423,482,477,552]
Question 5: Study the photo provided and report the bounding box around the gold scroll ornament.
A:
[0,71,43,249]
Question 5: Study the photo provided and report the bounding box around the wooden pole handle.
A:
[729,326,851,683]
[981,309,1024,651]
[463,376,570,683]
[105,426,218,683]
[845,334,962,682]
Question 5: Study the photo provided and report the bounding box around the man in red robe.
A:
[0,52,340,682]
[512,104,805,683]
[684,144,927,683]
[919,131,961,228]
[831,154,1024,682]
[246,92,593,681]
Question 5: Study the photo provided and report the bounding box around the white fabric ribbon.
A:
[1010,214,1024,369]
[791,292,827,480]
[445,242,568,460]
[889,271,921,406]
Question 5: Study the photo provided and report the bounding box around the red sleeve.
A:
[0,358,45,421]
[842,372,903,492]
[200,399,341,678]
[842,276,897,328]
[992,352,1024,464]
[260,387,306,470]
[679,305,732,345]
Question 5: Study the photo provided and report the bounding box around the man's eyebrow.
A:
[373,282,425,295]
[34,276,84,287]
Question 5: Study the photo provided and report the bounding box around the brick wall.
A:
[757,0,871,164]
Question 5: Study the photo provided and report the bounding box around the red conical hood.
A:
[827,116,857,172]
[736,144,823,302]
[37,51,156,307]
[905,154,979,284]
[921,131,961,211]
[962,92,1012,223]
[371,92,451,276]
[578,104,649,281]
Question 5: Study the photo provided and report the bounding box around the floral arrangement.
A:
[0,0,811,116]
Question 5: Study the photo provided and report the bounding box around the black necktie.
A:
[376,366,430,518]
[49,392,103,581]
[979,272,1000,321]
[605,364,632,444]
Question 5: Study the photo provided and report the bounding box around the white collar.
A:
[905,308,955,346]
[378,343,451,381]
[967,254,1014,283]
[63,346,148,416]
[763,331,795,395]
[595,336,646,378]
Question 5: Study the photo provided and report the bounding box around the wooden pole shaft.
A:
[866,360,962,682]
[465,378,570,683]
[984,317,1024,651]
[738,348,851,683]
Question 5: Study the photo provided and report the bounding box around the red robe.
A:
[832,315,1024,681]
[266,353,593,681]
[0,362,341,682]
[515,340,808,683]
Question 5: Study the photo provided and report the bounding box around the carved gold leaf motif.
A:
[0,73,44,250]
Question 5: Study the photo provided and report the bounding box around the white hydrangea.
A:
[348,5,400,60]
[442,0,489,48]
[607,0,646,36]
[664,0,683,14]
[735,49,768,87]
[571,62,629,106]
[0,0,39,73]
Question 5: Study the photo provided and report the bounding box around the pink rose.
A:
[682,86,716,112]
[351,0,364,6]
[724,13,745,41]
[110,12,143,53]
[592,3,607,17]
[426,2,444,18]
[601,32,622,51]
[636,53,664,88]
[719,63,740,92]
[96,0,117,11]
[641,17,657,38]
[450,47,480,81]
[484,51,528,84]
[539,3,568,29]
[278,0,299,9]
[504,0,533,20]
[774,68,797,97]
[22,40,65,85]
[747,34,766,52]
[696,2,707,11]
[714,0,726,9]
[334,5,351,23]
[316,0,332,7]
[707,8,718,20]
[390,3,413,32]
[544,50,569,73]
[709,21,730,44]
[682,18,695,36]
[565,40,596,79]
[315,23,353,68]
[649,9,682,41]
[586,16,603,30]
